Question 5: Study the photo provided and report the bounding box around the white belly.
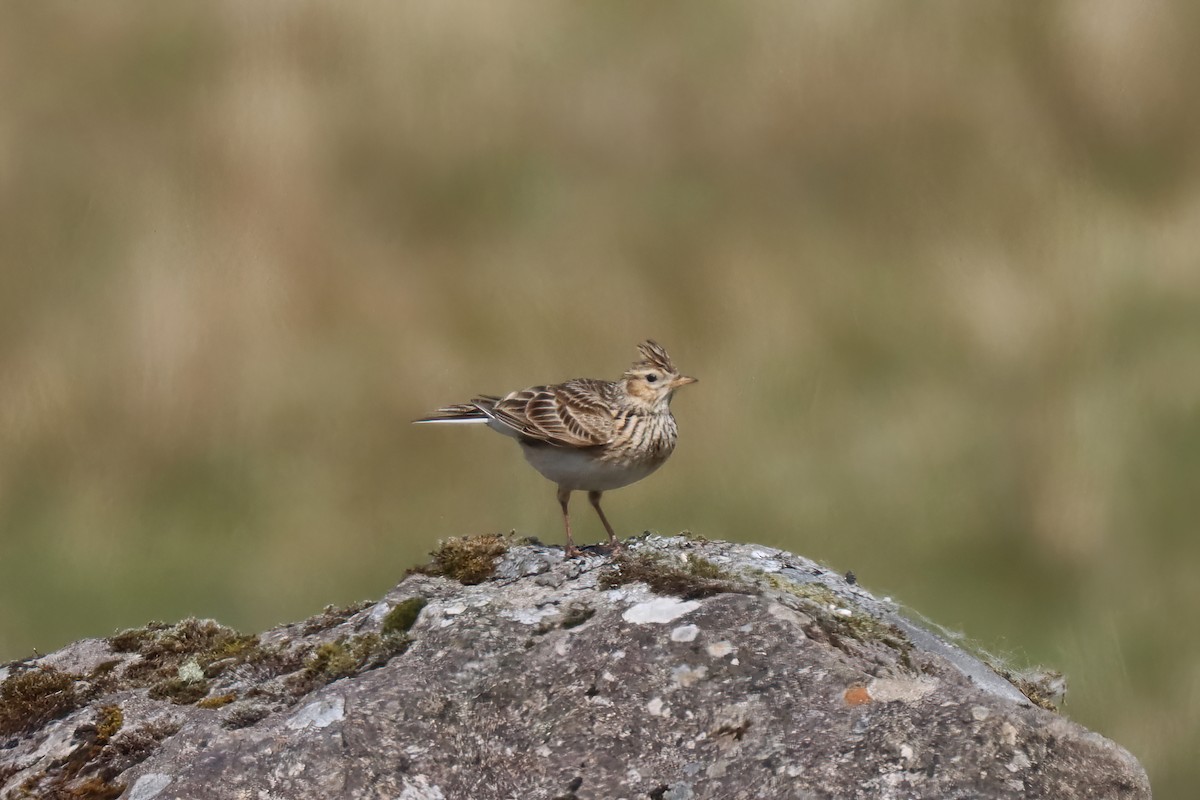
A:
[518,443,665,491]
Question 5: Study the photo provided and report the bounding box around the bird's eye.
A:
[646,373,659,383]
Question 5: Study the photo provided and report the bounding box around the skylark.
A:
[414,341,697,556]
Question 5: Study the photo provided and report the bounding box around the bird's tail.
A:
[412,395,500,425]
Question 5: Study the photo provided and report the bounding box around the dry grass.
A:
[0,3,1197,794]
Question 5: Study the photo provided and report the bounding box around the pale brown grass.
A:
[1,2,1197,794]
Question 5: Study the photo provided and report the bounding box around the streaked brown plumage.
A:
[414,341,697,555]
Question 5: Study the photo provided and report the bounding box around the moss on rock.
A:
[411,533,510,584]
[382,597,428,636]
[0,667,80,737]
[599,551,749,600]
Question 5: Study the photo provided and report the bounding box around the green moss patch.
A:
[382,597,428,636]
[3,605,431,795]
[196,692,237,710]
[54,716,180,799]
[560,605,596,629]
[47,775,126,799]
[147,678,209,705]
[94,705,124,741]
[9,703,129,799]
[300,600,374,636]
[110,618,258,681]
[96,718,181,772]
[94,611,424,711]
[599,551,750,600]
[107,621,171,654]
[288,631,410,694]
[410,533,510,584]
[104,618,264,706]
[0,666,80,737]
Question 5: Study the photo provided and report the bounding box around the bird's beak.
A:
[670,375,698,389]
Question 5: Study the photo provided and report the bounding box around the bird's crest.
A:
[630,340,677,375]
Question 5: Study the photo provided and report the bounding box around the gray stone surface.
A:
[0,535,1151,799]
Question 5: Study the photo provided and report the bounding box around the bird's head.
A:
[622,340,697,408]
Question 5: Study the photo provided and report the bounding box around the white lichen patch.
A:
[671,624,700,642]
[397,775,447,800]
[431,597,492,627]
[672,664,709,687]
[647,697,667,716]
[501,606,558,625]
[285,696,345,730]
[1008,751,1032,772]
[623,597,701,624]
[662,782,696,799]
[177,658,204,684]
[367,601,392,624]
[750,549,783,572]
[706,641,734,658]
[128,773,173,800]
[867,677,938,703]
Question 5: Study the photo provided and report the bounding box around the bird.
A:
[413,341,697,556]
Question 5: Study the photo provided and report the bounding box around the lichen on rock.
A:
[1,535,1151,799]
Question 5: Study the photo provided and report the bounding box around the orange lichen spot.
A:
[844,685,872,706]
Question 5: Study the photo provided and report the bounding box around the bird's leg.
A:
[588,490,621,551]
[558,486,580,558]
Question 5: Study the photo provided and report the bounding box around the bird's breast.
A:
[605,410,678,463]
[517,411,678,492]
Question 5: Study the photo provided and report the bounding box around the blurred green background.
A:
[2,1,1197,794]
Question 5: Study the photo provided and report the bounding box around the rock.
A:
[0,535,1151,799]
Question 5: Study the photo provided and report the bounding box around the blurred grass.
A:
[2,1,1198,794]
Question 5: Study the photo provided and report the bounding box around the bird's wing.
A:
[491,380,616,447]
